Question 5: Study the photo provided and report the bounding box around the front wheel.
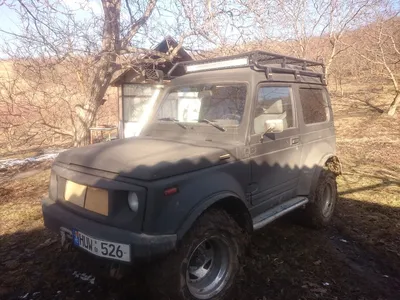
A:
[147,209,247,300]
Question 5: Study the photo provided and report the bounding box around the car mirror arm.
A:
[260,131,276,143]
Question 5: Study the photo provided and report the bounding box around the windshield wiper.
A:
[197,119,226,132]
[158,117,187,129]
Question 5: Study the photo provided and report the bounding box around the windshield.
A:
[156,84,247,126]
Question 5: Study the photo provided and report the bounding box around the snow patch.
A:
[72,271,96,285]
[0,149,65,169]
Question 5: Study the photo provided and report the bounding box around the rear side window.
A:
[299,88,329,124]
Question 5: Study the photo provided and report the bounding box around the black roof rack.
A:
[167,50,326,84]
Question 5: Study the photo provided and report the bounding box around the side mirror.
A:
[264,119,284,133]
[260,119,284,142]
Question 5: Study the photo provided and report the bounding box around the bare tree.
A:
[347,3,400,116]
[0,0,172,146]
[1,0,398,152]
[0,0,259,148]
[323,0,377,80]
[267,0,376,81]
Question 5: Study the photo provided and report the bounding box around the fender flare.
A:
[176,191,250,240]
[309,154,342,200]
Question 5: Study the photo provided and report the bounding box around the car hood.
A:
[56,137,237,180]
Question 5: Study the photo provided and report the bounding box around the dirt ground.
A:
[1,85,399,300]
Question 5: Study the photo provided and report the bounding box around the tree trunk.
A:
[72,0,121,147]
[388,91,400,116]
[72,0,157,146]
[340,79,344,97]
[73,91,104,146]
[74,120,91,147]
[325,38,338,85]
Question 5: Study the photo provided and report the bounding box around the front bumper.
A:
[42,197,177,264]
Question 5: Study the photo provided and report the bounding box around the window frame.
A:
[250,83,298,137]
[298,86,331,126]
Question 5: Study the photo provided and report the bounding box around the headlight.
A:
[128,192,139,212]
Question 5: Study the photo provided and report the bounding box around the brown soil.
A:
[1,86,399,300]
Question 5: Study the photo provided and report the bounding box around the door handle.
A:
[291,137,300,145]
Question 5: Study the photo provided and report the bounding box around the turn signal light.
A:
[164,187,178,196]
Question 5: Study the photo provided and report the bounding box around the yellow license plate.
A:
[64,180,87,207]
[85,187,109,216]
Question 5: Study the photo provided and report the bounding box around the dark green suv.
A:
[42,51,341,300]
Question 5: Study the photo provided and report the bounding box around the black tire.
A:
[147,209,248,300]
[299,169,338,228]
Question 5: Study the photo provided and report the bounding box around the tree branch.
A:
[121,0,157,49]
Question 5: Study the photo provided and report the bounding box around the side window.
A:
[253,86,294,134]
[299,88,329,124]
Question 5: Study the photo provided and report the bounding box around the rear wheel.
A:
[147,209,247,300]
[299,169,338,228]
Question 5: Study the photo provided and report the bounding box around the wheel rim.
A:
[321,184,334,217]
[186,236,233,299]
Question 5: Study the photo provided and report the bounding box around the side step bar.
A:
[253,197,309,230]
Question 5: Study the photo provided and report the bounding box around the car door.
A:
[248,84,303,214]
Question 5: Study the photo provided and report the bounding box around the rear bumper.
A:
[41,197,177,264]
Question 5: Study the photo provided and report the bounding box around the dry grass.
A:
[336,172,400,257]
[0,169,50,236]
[331,83,400,267]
